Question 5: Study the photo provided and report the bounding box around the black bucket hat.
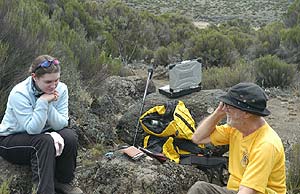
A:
[218,82,270,116]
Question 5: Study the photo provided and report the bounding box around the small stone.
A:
[207,107,214,114]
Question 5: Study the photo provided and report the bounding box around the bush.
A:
[226,29,255,56]
[0,0,45,117]
[287,144,300,194]
[0,178,10,194]
[254,55,297,88]
[284,0,300,28]
[153,46,170,66]
[282,25,300,48]
[219,19,256,56]
[185,29,237,67]
[160,13,198,44]
[202,61,255,89]
[256,22,285,55]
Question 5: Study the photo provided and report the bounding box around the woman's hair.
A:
[29,55,61,77]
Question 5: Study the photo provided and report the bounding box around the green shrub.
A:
[141,48,154,64]
[254,55,296,88]
[160,13,198,44]
[219,19,256,56]
[98,0,144,64]
[287,144,300,194]
[256,22,285,55]
[0,178,11,194]
[220,19,253,33]
[227,29,255,56]
[284,0,300,28]
[185,29,237,67]
[154,46,170,66]
[0,0,46,117]
[281,26,300,51]
[202,61,255,89]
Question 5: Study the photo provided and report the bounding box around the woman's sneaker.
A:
[55,181,83,194]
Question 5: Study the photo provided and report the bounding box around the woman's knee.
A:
[32,134,56,156]
[34,134,54,146]
[58,128,78,146]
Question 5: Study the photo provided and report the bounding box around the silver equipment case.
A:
[159,59,202,98]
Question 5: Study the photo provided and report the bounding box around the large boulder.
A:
[90,75,156,121]
[84,76,156,145]
[0,149,209,194]
[76,150,208,194]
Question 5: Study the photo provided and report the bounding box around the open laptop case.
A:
[159,59,202,98]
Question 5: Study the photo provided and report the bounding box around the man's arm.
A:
[238,185,257,194]
[192,102,226,144]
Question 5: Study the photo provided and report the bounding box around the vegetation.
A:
[1,0,300,192]
[123,0,290,27]
[0,178,10,194]
[0,0,299,108]
[202,61,255,89]
[254,55,297,88]
[287,144,300,194]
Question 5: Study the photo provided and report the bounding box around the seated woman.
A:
[0,55,83,194]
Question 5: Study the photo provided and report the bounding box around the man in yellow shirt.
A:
[188,82,286,194]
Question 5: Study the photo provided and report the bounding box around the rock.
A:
[85,76,156,145]
[0,149,209,194]
[91,76,156,120]
[0,157,33,194]
[76,151,208,194]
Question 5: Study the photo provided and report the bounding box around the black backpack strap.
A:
[164,100,178,117]
[180,155,229,185]
[180,155,227,168]
[173,138,211,155]
[145,136,169,153]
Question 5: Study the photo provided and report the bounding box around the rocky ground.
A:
[266,90,300,144]
[122,0,291,27]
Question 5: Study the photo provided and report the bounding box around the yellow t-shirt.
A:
[210,123,286,194]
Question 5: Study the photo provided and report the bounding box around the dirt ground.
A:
[266,94,300,144]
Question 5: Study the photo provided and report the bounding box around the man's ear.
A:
[242,111,251,119]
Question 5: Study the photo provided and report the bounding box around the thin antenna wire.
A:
[133,64,153,146]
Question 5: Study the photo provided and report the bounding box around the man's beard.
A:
[226,113,243,128]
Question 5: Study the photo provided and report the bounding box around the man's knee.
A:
[188,181,210,194]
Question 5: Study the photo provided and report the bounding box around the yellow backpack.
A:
[140,100,229,185]
[140,100,206,163]
[140,100,195,139]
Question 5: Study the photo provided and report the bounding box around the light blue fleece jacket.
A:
[0,76,69,136]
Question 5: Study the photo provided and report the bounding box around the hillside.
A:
[122,0,292,26]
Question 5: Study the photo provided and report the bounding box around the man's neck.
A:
[242,117,265,137]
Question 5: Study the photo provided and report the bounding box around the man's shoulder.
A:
[258,123,284,151]
[260,123,281,141]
